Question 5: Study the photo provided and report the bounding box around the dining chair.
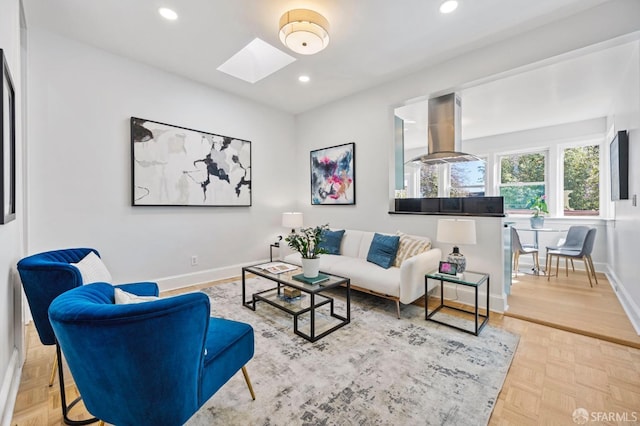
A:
[545,225,590,273]
[49,282,255,426]
[511,227,539,276]
[546,227,598,287]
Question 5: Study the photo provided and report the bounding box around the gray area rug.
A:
[187,278,519,426]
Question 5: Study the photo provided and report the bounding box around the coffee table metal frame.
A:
[242,263,351,342]
[425,270,490,336]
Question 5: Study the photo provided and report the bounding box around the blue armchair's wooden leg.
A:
[241,366,256,400]
[56,343,99,425]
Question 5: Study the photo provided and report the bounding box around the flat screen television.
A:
[610,130,629,201]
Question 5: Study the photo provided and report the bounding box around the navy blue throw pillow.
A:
[366,233,400,269]
[318,229,345,255]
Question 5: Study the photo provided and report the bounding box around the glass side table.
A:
[424,270,489,336]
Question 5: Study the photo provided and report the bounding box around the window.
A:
[563,144,599,216]
[499,152,546,213]
[416,160,486,198]
[419,164,439,197]
[450,160,486,197]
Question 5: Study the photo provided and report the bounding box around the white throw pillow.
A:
[114,288,159,304]
[71,251,113,284]
[393,232,432,267]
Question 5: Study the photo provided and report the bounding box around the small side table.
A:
[269,242,280,262]
[425,270,489,336]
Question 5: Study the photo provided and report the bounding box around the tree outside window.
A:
[563,145,599,216]
[499,152,546,213]
[451,160,486,197]
[418,160,486,198]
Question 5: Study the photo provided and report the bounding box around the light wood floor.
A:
[507,267,640,349]
[11,277,640,425]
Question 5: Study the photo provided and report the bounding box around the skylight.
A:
[217,38,296,84]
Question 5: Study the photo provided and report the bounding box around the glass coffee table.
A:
[425,270,489,336]
[242,262,351,342]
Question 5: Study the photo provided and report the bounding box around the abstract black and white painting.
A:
[310,142,355,205]
[131,117,251,206]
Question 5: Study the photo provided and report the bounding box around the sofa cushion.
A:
[341,230,364,258]
[319,229,345,255]
[393,232,432,267]
[330,258,400,298]
[366,233,400,269]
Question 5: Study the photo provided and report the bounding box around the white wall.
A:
[294,0,640,313]
[463,117,610,271]
[606,41,640,331]
[27,29,297,289]
[0,0,24,423]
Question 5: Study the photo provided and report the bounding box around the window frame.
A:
[558,138,602,218]
[498,149,548,215]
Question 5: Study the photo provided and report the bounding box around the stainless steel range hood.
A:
[409,93,482,164]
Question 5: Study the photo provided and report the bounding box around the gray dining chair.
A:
[546,227,598,287]
[511,227,539,277]
[545,225,589,273]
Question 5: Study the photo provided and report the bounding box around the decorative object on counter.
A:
[527,194,548,229]
[285,224,329,278]
[282,212,304,233]
[310,143,355,205]
[437,219,477,274]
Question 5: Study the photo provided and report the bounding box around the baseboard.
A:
[0,349,22,426]
[153,258,271,292]
[606,268,640,335]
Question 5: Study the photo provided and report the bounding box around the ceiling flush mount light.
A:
[298,75,310,83]
[439,0,458,14]
[158,7,178,20]
[279,9,330,55]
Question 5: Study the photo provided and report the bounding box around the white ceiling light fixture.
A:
[279,9,330,55]
[439,0,458,14]
[298,75,310,83]
[158,7,178,21]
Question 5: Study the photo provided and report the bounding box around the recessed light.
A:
[159,8,178,21]
[439,0,458,14]
[298,75,310,83]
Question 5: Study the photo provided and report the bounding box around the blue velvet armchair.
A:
[48,282,255,426]
[17,248,118,425]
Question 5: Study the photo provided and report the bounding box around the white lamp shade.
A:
[282,212,304,229]
[436,219,477,245]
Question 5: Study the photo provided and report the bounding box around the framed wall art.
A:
[1,49,16,224]
[310,142,355,205]
[131,117,251,206]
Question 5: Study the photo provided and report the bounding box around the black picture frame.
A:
[130,117,252,207]
[1,49,16,225]
[310,142,356,205]
[438,261,458,275]
[609,130,629,201]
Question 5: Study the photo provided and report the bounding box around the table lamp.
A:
[436,219,476,274]
[282,212,304,234]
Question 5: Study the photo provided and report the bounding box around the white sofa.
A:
[283,229,442,318]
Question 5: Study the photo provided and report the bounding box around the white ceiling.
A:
[23,0,611,116]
